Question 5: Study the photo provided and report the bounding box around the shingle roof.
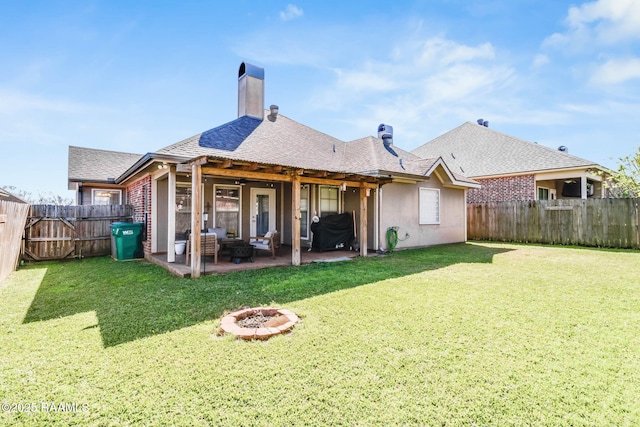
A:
[68,146,142,182]
[411,122,600,178]
[68,113,477,187]
[157,111,447,179]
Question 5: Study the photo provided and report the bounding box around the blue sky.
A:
[1,0,639,200]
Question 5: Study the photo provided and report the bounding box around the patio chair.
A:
[249,230,280,259]
[185,232,220,265]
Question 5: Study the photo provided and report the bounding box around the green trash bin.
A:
[111,222,144,260]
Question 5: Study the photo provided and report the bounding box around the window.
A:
[300,185,309,239]
[215,185,241,238]
[175,183,205,231]
[92,189,121,205]
[419,188,440,225]
[319,186,339,216]
[175,184,192,212]
[538,187,556,200]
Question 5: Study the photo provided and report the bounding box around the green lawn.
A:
[1,243,639,426]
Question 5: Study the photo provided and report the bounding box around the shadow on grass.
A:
[22,243,511,347]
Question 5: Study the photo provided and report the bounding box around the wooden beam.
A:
[243,162,259,171]
[218,159,233,169]
[201,167,292,182]
[300,176,377,189]
[313,171,328,178]
[190,163,202,278]
[176,163,191,173]
[359,184,368,257]
[201,165,378,188]
[190,156,209,166]
[328,173,346,180]
[264,165,283,173]
[291,174,301,266]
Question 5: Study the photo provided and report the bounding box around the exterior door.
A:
[250,188,276,237]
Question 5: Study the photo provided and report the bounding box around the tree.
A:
[602,147,640,198]
[0,186,74,206]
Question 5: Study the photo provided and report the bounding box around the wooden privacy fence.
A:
[0,200,30,283]
[24,204,135,261]
[467,199,640,249]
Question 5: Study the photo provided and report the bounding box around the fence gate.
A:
[23,216,76,260]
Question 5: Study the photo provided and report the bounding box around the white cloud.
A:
[415,38,495,67]
[532,54,549,68]
[545,0,640,47]
[333,67,398,93]
[279,4,303,22]
[590,57,640,84]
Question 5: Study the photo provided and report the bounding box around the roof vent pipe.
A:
[268,104,279,122]
[477,118,484,125]
[483,120,489,127]
[558,145,568,153]
[378,123,393,145]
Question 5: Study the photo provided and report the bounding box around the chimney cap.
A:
[238,62,264,80]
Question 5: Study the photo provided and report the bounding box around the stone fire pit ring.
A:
[219,307,299,340]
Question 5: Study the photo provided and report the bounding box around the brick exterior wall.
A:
[126,176,152,254]
[467,174,536,203]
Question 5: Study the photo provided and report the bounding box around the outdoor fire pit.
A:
[229,243,254,264]
[218,307,299,340]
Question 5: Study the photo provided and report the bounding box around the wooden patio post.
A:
[359,184,368,257]
[291,173,301,266]
[167,167,176,263]
[190,163,203,278]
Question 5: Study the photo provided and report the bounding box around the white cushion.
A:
[207,227,227,238]
[262,231,272,244]
[251,242,270,250]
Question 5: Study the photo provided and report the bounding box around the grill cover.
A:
[310,212,354,251]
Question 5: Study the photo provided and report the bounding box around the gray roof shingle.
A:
[411,122,599,177]
[68,146,142,182]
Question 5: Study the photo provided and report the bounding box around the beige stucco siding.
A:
[379,181,466,250]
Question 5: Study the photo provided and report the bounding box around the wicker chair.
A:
[249,230,280,259]
[185,232,219,265]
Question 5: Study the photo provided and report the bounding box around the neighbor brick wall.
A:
[467,175,536,203]
[126,176,152,254]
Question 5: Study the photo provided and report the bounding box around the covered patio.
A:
[149,245,362,277]
[151,154,383,278]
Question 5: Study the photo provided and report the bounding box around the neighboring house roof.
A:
[0,187,29,204]
[412,122,601,178]
[68,146,142,183]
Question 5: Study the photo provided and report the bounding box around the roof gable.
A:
[412,122,600,177]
